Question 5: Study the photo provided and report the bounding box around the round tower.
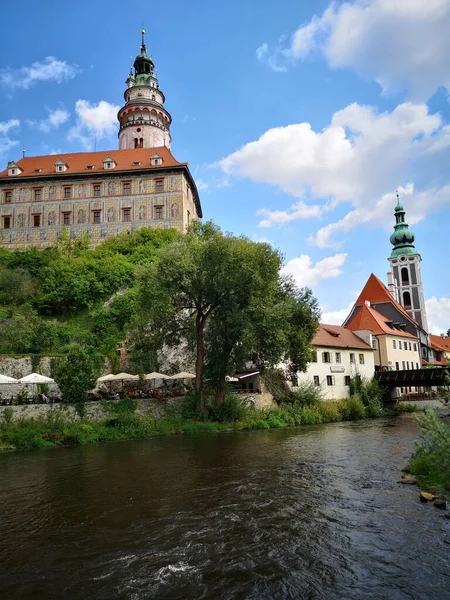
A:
[118,30,172,150]
[388,196,428,332]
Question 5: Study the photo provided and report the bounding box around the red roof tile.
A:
[430,334,450,354]
[346,304,417,339]
[355,273,413,322]
[313,324,373,350]
[0,147,185,179]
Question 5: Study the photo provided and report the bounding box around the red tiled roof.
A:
[430,334,450,354]
[313,324,373,350]
[355,273,413,322]
[346,304,417,339]
[0,147,185,179]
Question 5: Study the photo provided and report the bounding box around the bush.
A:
[341,395,366,420]
[288,380,324,407]
[207,393,249,423]
[408,408,450,487]
[350,376,383,417]
[181,390,205,421]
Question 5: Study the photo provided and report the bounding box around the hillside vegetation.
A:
[0,226,179,366]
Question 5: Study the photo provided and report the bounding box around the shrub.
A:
[287,380,324,407]
[408,408,450,487]
[341,395,366,420]
[350,376,383,417]
[181,390,205,421]
[2,407,13,424]
[207,393,249,423]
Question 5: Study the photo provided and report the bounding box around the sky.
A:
[1,0,450,333]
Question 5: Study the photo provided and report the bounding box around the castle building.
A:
[0,32,202,250]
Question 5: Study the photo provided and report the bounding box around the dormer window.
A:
[55,159,68,173]
[151,154,162,166]
[86,165,94,170]
[133,161,141,166]
[7,161,22,176]
[103,156,116,170]
[34,168,42,173]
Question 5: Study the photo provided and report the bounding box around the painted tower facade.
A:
[387,198,428,332]
[118,30,172,150]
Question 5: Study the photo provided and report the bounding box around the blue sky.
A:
[1,0,450,332]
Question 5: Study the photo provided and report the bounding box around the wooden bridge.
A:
[375,367,450,389]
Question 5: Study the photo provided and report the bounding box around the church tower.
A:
[387,196,428,331]
[118,30,172,150]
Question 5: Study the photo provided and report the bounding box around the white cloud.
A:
[261,0,450,99]
[281,252,347,288]
[219,101,450,245]
[196,178,209,191]
[0,119,20,157]
[256,43,269,62]
[68,99,120,149]
[30,108,70,133]
[321,301,355,326]
[257,200,329,228]
[0,57,80,90]
[425,297,450,335]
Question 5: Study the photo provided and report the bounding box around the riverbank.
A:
[405,407,450,493]
[0,397,418,452]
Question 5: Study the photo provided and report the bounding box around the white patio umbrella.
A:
[168,372,196,380]
[0,374,19,384]
[18,373,55,399]
[145,371,169,392]
[144,372,169,381]
[97,373,117,383]
[112,372,139,382]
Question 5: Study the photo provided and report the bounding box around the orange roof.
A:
[355,273,413,322]
[430,334,450,354]
[0,147,185,179]
[313,324,373,350]
[346,303,417,339]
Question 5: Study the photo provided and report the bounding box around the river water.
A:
[0,415,449,599]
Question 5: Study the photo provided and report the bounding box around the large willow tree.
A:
[133,221,319,406]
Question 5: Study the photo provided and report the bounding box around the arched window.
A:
[134,138,139,148]
[403,291,412,309]
[401,267,409,284]
[139,137,144,148]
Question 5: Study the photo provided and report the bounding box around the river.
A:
[0,415,449,599]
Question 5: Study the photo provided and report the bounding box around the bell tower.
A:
[388,195,428,331]
[118,30,172,150]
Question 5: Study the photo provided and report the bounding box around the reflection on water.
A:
[0,415,449,599]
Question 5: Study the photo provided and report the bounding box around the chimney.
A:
[387,271,397,299]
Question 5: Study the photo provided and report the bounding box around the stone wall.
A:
[2,397,185,423]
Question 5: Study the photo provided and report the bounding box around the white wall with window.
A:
[295,327,375,400]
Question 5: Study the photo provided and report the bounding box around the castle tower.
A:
[118,30,172,150]
[388,196,428,331]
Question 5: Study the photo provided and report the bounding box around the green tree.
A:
[51,345,101,405]
[133,222,319,406]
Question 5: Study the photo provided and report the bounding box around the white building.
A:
[296,324,375,400]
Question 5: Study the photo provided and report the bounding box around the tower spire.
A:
[387,196,428,332]
[118,31,172,149]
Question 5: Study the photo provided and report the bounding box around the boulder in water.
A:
[400,475,417,485]
[419,491,435,503]
[433,498,447,509]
